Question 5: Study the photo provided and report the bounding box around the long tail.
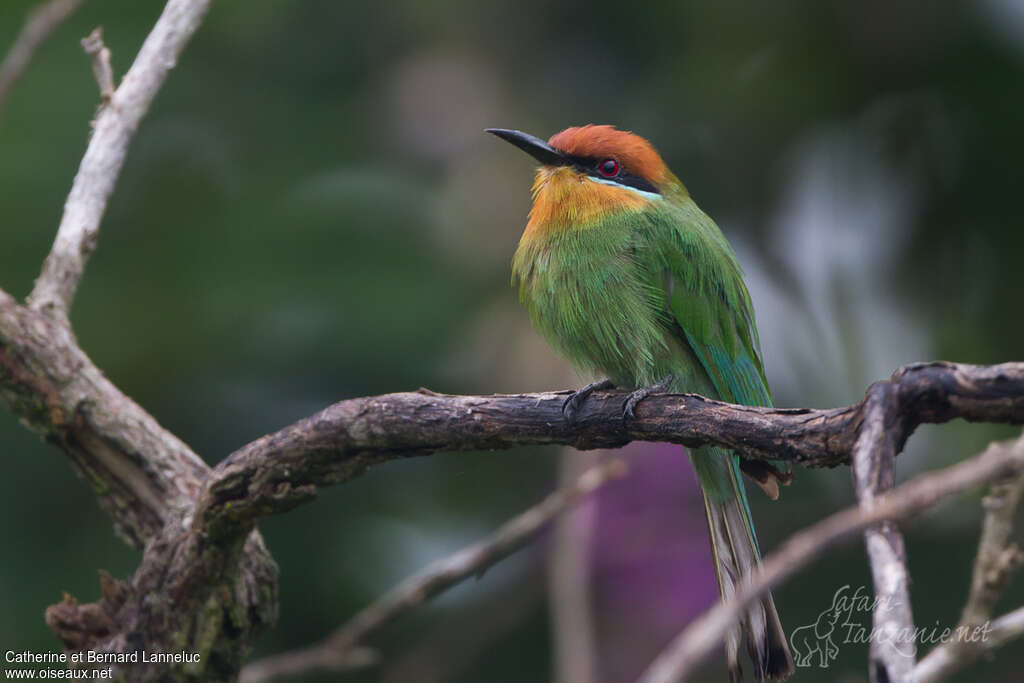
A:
[691,446,794,681]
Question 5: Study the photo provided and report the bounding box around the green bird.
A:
[488,124,794,681]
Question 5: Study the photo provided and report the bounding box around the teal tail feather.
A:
[692,446,794,681]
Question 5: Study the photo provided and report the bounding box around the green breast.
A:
[512,210,712,393]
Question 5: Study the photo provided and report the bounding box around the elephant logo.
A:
[789,593,844,668]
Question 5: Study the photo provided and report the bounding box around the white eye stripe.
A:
[588,175,663,201]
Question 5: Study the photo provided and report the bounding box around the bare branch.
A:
[26,0,212,323]
[987,605,1024,654]
[548,450,602,683]
[912,609,1024,683]
[0,288,206,547]
[960,472,1024,625]
[80,27,113,101]
[636,430,1024,683]
[238,460,628,683]
[0,4,279,679]
[198,361,1024,541]
[912,604,1024,682]
[3,259,1023,680]
[1,7,1021,683]
[913,461,1024,682]
[0,0,86,117]
[852,383,916,681]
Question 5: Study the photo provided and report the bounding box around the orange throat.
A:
[522,166,653,241]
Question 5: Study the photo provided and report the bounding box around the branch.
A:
[2,8,1022,683]
[0,290,207,547]
[960,472,1024,625]
[238,460,628,683]
[2,242,1023,678]
[0,0,86,118]
[852,383,916,681]
[198,361,1024,541]
[0,3,281,679]
[80,26,113,102]
[912,465,1024,682]
[0,0,215,543]
[26,0,212,323]
[548,450,602,683]
[636,430,1024,683]
[985,606,1024,657]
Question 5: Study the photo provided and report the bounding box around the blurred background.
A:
[1,1,1023,681]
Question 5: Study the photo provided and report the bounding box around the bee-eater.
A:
[488,125,794,681]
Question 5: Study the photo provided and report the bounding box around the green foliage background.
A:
[1,1,1022,681]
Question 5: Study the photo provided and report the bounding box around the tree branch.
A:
[3,254,1023,681]
[985,606,1024,656]
[238,459,627,683]
[2,6,1022,683]
[26,0,212,323]
[909,604,1024,682]
[636,430,1024,683]
[80,26,113,102]
[959,472,1024,625]
[852,382,917,681]
[0,0,86,118]
[0,3,281,680]
[197,362,1024,543]
[548,449,602,683]
[912,465,1024,682]
[0,290,206,547]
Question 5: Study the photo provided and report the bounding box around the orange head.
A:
[487,125,683,234]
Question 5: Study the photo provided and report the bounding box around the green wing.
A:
[635,198,795,677]
[639,199,771,408]
[637,199,789,501]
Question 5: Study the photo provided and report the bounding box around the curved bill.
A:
[485,128,568,166]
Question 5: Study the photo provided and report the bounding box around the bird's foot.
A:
[622,374,674,420]
[562,379,615,422]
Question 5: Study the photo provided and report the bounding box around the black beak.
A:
[485,128,568,166]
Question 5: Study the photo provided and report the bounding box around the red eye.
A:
[598,158,620,178]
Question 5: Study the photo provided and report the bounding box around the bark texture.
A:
[3,281,1022,680]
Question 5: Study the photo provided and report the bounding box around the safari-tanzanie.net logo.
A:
[788,584,993,668]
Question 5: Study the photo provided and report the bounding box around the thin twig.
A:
[912,466,1024,682]
[852,383,917,681]
[26,0,213,323]
[238,459,628,683]
[80,26,113,102]
[912,605,1024,683]
[548,449,602,683]
[987,605,1024,654]
[0,0,86,117]
[960,472,1024,625]
[636,430,1024,683]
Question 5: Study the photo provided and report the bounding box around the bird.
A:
[487,124,794,681]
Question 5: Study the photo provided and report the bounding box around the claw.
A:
[561,379,615,422]
[622,374,674,420]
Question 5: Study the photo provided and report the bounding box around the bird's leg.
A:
[622,374,674,419]
[561,379,615,422]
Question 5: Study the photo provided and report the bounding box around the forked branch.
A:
[638,430,1024,683]
[913,464,1024,682]
[26,0,213,323]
